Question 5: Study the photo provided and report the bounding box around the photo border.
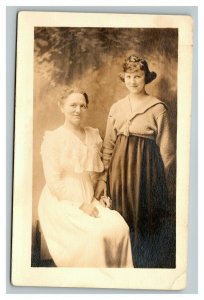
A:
[6,6,198,292]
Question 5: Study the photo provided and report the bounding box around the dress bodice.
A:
[41,126,104,174]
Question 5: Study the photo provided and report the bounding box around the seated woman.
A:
[38,87,133,268]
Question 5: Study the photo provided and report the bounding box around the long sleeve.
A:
[99,107,118,181]
[156,110,175,176]
[41,134,75,203]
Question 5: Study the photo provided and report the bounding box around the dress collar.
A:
[122,95,167,121]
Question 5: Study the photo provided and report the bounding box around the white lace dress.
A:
[38,126,133,267]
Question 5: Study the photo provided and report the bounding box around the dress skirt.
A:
[38,172,133,268]
[38,127,133,268]
[107,134,175,268]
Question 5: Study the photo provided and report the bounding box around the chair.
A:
[32,220,55,267]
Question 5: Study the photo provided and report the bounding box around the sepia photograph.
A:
[11,11,193,289]
[32,26,177,269]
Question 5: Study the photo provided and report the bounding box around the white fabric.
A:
[38,126,133,267]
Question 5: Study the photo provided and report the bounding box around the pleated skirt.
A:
[107,134,175,268]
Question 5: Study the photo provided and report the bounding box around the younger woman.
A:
[95,55,175,268]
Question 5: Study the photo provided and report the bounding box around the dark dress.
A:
[102,96,176,268]
[107,134,175,268]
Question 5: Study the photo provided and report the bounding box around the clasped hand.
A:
[80,180,111,217]
[94,180,112,208]
[79,202,99,218]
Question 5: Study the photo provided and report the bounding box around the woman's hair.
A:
[59,87,89,107]
[119,54,157,84]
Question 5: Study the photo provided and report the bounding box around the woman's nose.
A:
[130,77,136,83]
[75,105,81,113]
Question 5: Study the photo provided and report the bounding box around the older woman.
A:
[38,87,133,268]
[95,55,175,268]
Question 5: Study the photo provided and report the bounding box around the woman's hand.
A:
[99,196,112,208]
[79,203,99,218]
[94,180,107,200]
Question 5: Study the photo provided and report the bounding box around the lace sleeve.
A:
[40,131,79,204]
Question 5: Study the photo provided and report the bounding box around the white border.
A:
[11,11,192,290]
[3,1,202,298]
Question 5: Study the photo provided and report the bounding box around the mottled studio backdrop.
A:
[32,27,178,259]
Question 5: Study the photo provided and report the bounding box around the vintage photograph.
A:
[12,12,193,289]
[32,26,177,269]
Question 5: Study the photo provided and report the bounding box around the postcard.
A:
[11,11,193,289]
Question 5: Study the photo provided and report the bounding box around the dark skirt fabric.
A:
[107,135,175,268]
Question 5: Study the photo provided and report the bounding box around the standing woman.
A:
[95,55,175,268]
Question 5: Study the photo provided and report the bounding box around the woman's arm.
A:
[41,133,75,202]
[101,106,118,180]
[94,106,118,199]
[156,109,175,177]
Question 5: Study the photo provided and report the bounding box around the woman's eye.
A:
[69,104,87,109]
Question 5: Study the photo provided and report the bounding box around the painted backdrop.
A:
[32,27,178,263]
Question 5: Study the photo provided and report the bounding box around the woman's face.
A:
[61,92,87,126]
[124,70,146,94]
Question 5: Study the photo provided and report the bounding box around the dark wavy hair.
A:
[59,87,89,107]
[119,55,157,84]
